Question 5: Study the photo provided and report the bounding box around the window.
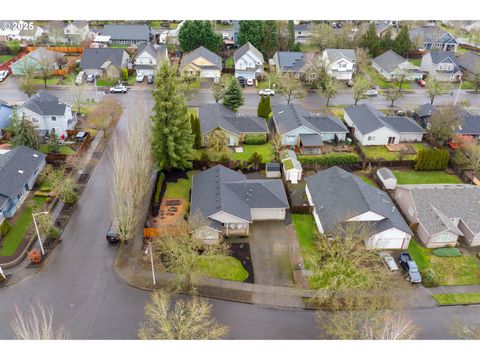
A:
[51,116,56,121]
[367,136,375,142]
[32,118,39,123]
[309,73,317,80]
[339,63,347,69]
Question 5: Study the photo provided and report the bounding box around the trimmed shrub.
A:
[298,153,360,166]
[420,268,439,288]
[415,149,450,171]
[153,172,165,205]
[432,247,462,257]
[243,134,266,145]
[0,218,10,236]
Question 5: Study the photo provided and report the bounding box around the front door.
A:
[387,137,396,144]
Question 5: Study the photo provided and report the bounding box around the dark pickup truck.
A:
[399,252,422,283]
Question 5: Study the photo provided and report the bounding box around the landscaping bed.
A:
[392,170,463,184]
[433,292,480,305]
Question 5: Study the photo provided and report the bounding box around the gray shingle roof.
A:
[324,49,356,63]
[190,165,289,222]
[234,42,264,63]
[137,43,167,59]
[415,103,436,118]
[345,104,424,135]
[180,46,222,70]
[273,51,316,72]
[0,146,45,199]
[372,50,411,73]
[272,103,348,136]
[299,134,323,147]
[415,105,480,135]
[429,51,459,66]
[25,48,64,63]
[101,24,152,42]
[457,51,480,74]
[294,23,312,32]
[306,166,411,235]
[21,92,69,116]
[400,184,480,236]
[409,26,457,45]
[80,48,128,70]
[198,104,268,136]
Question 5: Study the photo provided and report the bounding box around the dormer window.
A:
[51,116,56,121]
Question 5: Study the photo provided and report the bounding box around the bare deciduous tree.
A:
[275,72,307,104]
[426,104,462,146]
[11,304,69,340]
[88,96,123,137]
[70,82,87,115]
[205,128,229,156]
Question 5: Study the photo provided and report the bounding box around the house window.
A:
[51,116,57,121]
[309,73,317,80]
[367,136,375,142]
[339,63,347,68]
[32,118,39,123]
[149,59,153,64]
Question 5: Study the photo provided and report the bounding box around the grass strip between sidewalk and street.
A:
[433,292,480,305]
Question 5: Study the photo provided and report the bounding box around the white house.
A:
[280,149,303,184]
[420,51,462,82]
[306,166,412,250]
[63,21,91,43]
[15,92,76,138]
[322,49,356,80]
[344,104,425,146]
[372,50,423,81]
[234,42,264,80]
[134,43,168,76]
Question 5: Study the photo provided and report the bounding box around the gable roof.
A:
[199,104,268,136]
[81,48,128,70]
[20,92,69,116]
[101,24,152,41]
[324,48,356,63]
[234,42,264,63]
[190,165,289,222]
[345,104,424,135]
[0,146,45,199]
[428,51,459,66]
[457,51,480,74]
[273,51,316,72]
[409,26,457,45]
[306,166,411,235]
[21,48,63,64]
[137,43,167,59]
[415,104,480,135]
[399,184,480,236]
[372,50,415,73]
[272,103,348,136]
[294,23,312,32]
[180,46,222,70]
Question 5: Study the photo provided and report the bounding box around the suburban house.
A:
[0,146,46,221]
[233,42,264,81]
[134,43,168,76]
[15,26,47,43]
[10,48,64,76]
[180,46,222,80]
[80,48,130,78]
[280,149,303,184]
[372,50,423,81]
[409,26,458,52]
[190,165,289,243]
[63,21,91,43]
[294,23,313,44]
[198,104,268,146]
[322,49,356,80]
[100,24,153,45]
[344,104,425,146]
[394,184,480,248]
[374,21,398,38]
[272,51,320,81]
[457,51,480,83]
[271,103,348,152]
[420,51,462,82]
[0,99,13,138]
[306,166,412,249]
[15,92,76,138]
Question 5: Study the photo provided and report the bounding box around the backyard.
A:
[392,170,463,184]
[39,144,76,155]
[164,171,198,205]
[361,143,427,161]
[229,143,275,162]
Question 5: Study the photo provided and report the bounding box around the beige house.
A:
[180,46,222,80]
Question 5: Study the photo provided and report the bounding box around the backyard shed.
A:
[280,149,303,184]
[377,167,397,190]
[266,163,281,178]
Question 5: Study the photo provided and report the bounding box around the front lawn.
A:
[0,197,47,257]
[408,240,480,287]
[229,143,274,162]
[393,170,463,184]
[0,55,14,64]
[409,58,421,67]
[39,144,76,155]
[433,292,480,305]
[461,81,478,90]
[292,214,318,270]
[96,79,115,87]
[164,171,198,202]
[363,66,411,89]
[196,255,249,282]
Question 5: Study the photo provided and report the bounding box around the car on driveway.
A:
[86,74,96,83]
[379,252,399,271]
[136,72,145,83]
[417,79,426,87]
[364,89,379,97]
[246,78,254,86]
[147,74,154,84]
[109,83,128,93]
[399,252,422,283]
[259,88,275,96]
[0,70,9,82]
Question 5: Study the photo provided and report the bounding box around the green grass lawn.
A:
[433,292,480,305]
[461,80,478,90]
[0,197,47,257]
[364,66,411,89]
[225,57,234,69]
[408,240,480,286]
[96,79,115,87]
[292,214,318,270]
[230,143,274,162]
[362,143,427,161]
[196,255,249,282]
[39,144,76,155]
[164,171,198,201]
[409,58,421,67]
[393,170,463,184]
[0,55,14,64]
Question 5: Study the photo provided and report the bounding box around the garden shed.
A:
[266,163,281,178]
[280,149,303,184]
[377,167,397,190]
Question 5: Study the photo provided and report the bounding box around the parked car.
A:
[399,252,422,283]
[106,220,120,244]
[0,70,9,82]
[379,252,399,271]
[222,32,231,40]
[86,74,96,83]
[109,84,128,93]
[75,71,87,85]
[417,79,426,87]
[246,78,254,86]
[364,89,379,97]
[331,22,337,28]
[259,88,275,96]
[147,74,154,84]
[136,72,145,83]
[336,22,343,28]
[237,77,245,87]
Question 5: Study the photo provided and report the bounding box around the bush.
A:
[0,218,10,236]
[121,68,129,81]
[154,172,165,205]
[243,134,266,145]
[199,151,210,163]
[432,247,462,257]
[420,268,439,288]
[415,149,450,171]
[298,153,360,166]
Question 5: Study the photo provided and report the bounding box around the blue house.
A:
[0,99,13,138]
[0,146,46,221]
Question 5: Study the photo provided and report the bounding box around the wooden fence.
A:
[26,46,84,54]
[45,130,92,163]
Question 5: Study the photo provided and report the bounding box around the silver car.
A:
[379,252,399,271]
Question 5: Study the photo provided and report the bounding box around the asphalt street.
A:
[0,81,480,339]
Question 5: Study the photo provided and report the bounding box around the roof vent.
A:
[33,154,38,158]
[18,170,24,174]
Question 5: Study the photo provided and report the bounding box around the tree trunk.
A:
[430,95,434,105]
[390,98,394,107]
[326,97,330,107]
[354,98,359,106]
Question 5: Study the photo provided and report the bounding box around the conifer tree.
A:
[10,113,40,150]
[222,78,245,112]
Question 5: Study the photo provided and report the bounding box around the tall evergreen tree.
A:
[151,62,194,171]
[178,20,222,52]
[261,21,278,58]
[287,20,296,50]
[190,114,202,150]
[393,25,413,57]
[257,96,271,119]
[238,21,264,48]
[10,113,40,150]
[222,78,245,112]
[362,22,381,57]
[380,30,395,51]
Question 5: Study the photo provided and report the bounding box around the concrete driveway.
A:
[248,221,293,287]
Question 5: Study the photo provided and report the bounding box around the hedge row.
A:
[243,134,267,145]
[415,149,450,171]
[298,152,360,166]
[432,248,462,257]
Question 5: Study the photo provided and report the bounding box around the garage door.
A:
[251,208,285,220]
[370,237,405,249]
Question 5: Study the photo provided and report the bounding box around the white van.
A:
[75,71,87,85]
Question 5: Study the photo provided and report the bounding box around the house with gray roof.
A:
[322,49,356,80]
[190,165,289,242]
[10,48,64,76]
[134,43,168,76]
[80,48,130,78]
[100,24,153,45]
[394,184,480,247]
[294,23,313,44]
[272,51,320,82]
[457,51,480,87]
[198,104,268,146]
[180,46,222,80]
[409,26,458,52]
[344,104,425,146]
[15,92,76,138]
[372,50,423,81]
[272,103,348,153]
[306,166,412,249]
[0,146,46,221]
[234,42,264,81]
[420,51,462,81]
